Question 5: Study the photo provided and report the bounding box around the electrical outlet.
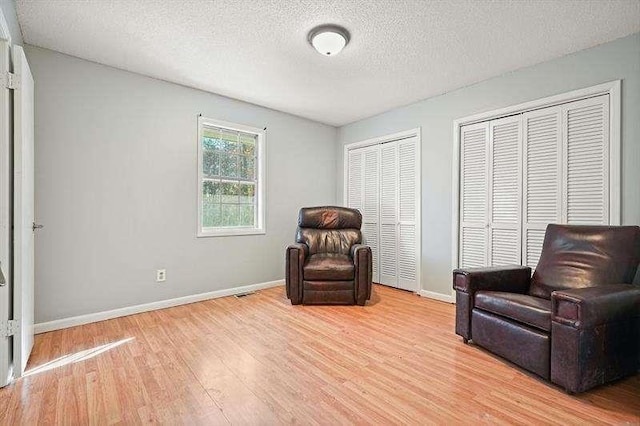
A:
[156,269,166,282]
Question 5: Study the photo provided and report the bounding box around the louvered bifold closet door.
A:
[379,142,398,286]
[489,116,521,266]
[362,146,380,283]
[397,137,419,291]
[522,106,562,270]
[460,123,489,268]
[562,95,610,225]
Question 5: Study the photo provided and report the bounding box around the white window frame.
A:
[197,116,266,237]
[452,80,621,296]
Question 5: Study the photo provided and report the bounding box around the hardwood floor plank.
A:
[0,284,637,424]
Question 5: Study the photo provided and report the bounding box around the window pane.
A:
[202,194,221,227]
[238,205,255,226]
[202,126,220,140]
[219,153,238,178]
[238,156,255,180]
[238,183,255,204]
[220,204,239,227]
[202,149,220,177]
[203,180,216,196]
[239,134,256,156]
[220,129,239,154]
[203,136,222,151]
[217,182,239,204]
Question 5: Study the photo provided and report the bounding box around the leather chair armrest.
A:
[288,242,308,259]
[350,243,367,259]
[286,243,308,304]
[351,244,372,305]
[453,265,531,295]
[552,284,640,329]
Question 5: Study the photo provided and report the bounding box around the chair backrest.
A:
[529,224,640,299]
[295,206,362,255]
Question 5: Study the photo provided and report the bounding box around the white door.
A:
[379,141,397,286]
[361,146,380,283]
[459,122,489,268]
[488,116,521,266]
[0,40,11,387]
[396,137,419,291]
[562,95,610,225]
[522,106,562,270]
[346,134,420,290]
[13,45,35,377]
[347,149,363,213]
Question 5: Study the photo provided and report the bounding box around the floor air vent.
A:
[234,292,255,298]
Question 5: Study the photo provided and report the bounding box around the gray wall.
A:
[26,46,337,323]
[337,33,640,298]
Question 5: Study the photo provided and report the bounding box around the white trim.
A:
[451,119,460,302]
[609,80,621,225]
[343,127,421,152]
[34,280,284,334]
[0,39,9,387]
[453,81,621,127]
[199,227,266,237]
[343,128,422,293]
[197,116,266,238]
[419,290,455,304]
[452,80,621,278]
[414,128,422,294]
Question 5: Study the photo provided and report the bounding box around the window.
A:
[198,116,265,237]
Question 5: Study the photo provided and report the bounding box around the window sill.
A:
[197,227,266,238]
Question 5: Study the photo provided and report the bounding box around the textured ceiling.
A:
[15,0,640,126]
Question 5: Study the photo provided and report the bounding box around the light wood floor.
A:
[1,285,638,425]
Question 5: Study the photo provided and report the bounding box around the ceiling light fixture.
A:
[308,25,350,57]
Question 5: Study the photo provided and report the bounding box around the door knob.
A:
[32,222,43,231]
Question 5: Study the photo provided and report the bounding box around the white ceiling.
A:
[15,0,640,126]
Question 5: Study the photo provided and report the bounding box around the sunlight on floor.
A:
[23,337,135,377]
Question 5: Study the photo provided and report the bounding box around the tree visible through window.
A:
[198,118,265,236]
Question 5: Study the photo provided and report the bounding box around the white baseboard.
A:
[419,290,455,304]
[34,279,284,334]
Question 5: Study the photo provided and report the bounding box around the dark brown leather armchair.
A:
[453,224,640,393]
[286,206,372,305]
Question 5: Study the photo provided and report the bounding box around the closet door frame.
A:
[343,127,421,293]
[452,81,621,297]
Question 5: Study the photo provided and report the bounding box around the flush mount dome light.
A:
[308,25,350,56]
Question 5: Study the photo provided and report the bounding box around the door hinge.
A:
[1,319,19,337]
[4,72,19,90]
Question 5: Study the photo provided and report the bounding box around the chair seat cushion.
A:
[475,291,552,332]
[303,253,355,280]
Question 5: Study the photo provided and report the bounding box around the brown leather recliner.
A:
[286,206,372,305]
[453,224,640,393]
